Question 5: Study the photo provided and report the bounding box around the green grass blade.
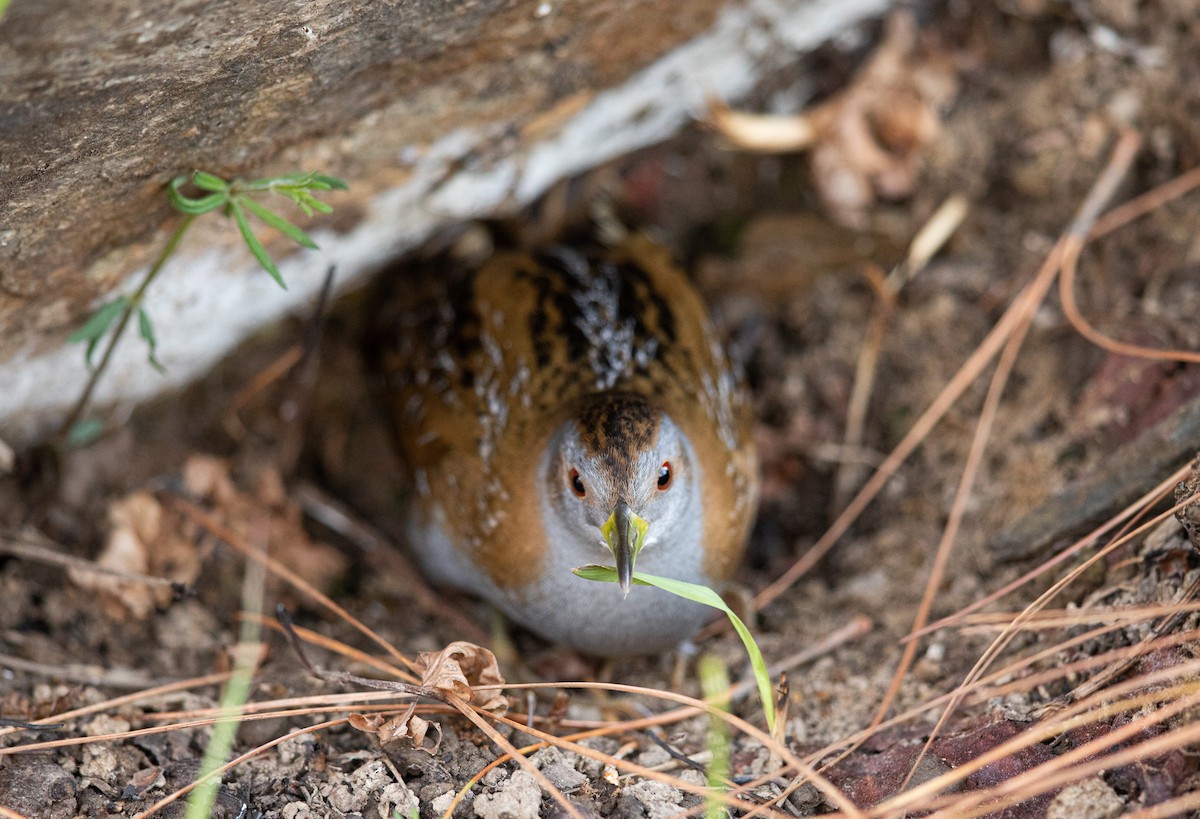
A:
[572,564,775,731]
[698,655,731,819]
[230,203,287,289]
[239,196,318,249]
[184,555,265,819]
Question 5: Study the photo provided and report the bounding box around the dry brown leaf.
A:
[68,491,201,620]
[123,766,164,798]
[71,454,349,619]
[709,10,959,228]
[348,705,442,753]
[183,454,239,506]
[417,641,508,716]
[182,454,349,593]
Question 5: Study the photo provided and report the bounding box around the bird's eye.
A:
[657,462,672,490]
[569,468,587,498]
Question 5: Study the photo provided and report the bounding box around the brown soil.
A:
[4,3,1200,817]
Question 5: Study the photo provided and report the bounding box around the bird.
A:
[372,235,758,656]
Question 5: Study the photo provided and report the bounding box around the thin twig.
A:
[0,529,186,591]
[831,263,893,514]
[0,655,186,691]
[277,265,337,472]
[894,270,1063,790]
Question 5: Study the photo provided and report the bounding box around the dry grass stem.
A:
[170,495,420,677]
[1060,233,1200,363]
[876,664,1200,815]
[134,719,343,819]
[0,671,233,741]
[833,195,967,511]
[294,481,491,643]
[252,611,412,679]
[910,463,1188,640]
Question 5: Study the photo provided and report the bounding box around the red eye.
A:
[569,468,586,498]
[657,462,672,490]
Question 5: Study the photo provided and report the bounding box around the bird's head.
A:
[543,393,695,595]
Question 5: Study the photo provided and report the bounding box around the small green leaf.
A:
[68,297,127,344]
[239,196,318,249]
[230,202,287,289]
[257,172,344,194]
[286,190,333,215]
[137,307,165,373]
[240,173,303,192]
[67,417,105,447]
[311,173,348,191]
[285,173,348,192]
[168,176,227,214]
[191,170,229,192]
[269,187,310,214]
[573,564,776,731]
[285,193,317,217]
[69,296,129,369]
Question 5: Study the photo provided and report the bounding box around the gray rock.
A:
[474,770,542,819]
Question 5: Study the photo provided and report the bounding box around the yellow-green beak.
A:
[601,499,649,597]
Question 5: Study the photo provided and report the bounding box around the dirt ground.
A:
[4,3,1200,817]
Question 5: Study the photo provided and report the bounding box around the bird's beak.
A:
[601,499,649,598]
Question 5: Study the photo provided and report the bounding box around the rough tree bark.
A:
[0,0,890,438]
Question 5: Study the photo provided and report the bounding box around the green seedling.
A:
[572,564,775,732]
[167,170,347,288]
[62,169,347,442]
[698,654,732,819]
